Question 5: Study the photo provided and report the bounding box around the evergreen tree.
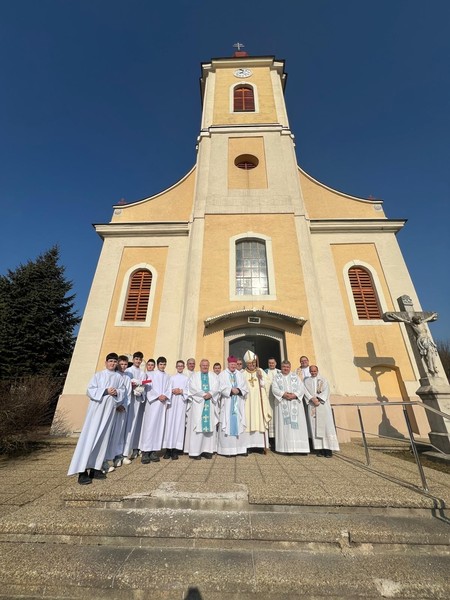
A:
[0,246,80,378]
[437,340,450,380]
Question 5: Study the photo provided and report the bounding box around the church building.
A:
[56,50,438,440]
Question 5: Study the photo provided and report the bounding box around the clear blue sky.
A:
[1,1,449,340]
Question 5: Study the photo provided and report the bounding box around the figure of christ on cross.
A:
[384,308,439,376]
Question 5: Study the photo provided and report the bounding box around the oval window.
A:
[234,154,259,170]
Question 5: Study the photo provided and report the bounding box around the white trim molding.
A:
[309,219,406,234]
[95,222,190,239]
[205,308,306,329]
[229,232,277,301]
[343,260,389,326]
[115,263,158,328]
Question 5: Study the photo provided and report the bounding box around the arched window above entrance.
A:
[229,233,276,301]
[236,239,268,296]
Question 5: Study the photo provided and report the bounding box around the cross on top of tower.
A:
[233,42,248,57]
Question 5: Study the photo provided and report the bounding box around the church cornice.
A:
[202,56,285,73]
[94,222,190,239]
[204,308,306,329]
[308,219,406,234]
[199,124,292,137]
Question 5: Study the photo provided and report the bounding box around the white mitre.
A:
[243,350,257,363]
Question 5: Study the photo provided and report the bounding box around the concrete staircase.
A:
[0,482,449,599]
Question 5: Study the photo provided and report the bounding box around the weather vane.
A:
[233,42,245,52]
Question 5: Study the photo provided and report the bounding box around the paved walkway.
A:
[1,438,449,513]
[1,439,449,599]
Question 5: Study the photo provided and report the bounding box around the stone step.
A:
[0,505,449,548]
[1,477,449,599]
[0,542,448,599]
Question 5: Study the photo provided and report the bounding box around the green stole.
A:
[201,372,211,432]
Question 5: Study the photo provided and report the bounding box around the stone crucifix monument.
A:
[384,295,450,455]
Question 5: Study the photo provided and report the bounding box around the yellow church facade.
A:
[56,54,435,440]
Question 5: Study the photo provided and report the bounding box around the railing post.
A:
[357,407,371,466]
[402,405,429,492]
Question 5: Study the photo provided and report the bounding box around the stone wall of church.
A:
[195,213,314,360]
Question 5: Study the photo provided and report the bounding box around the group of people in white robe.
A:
[68,351,339,485]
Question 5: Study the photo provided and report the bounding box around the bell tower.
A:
[193,49,305,218]
[179,47,314,363]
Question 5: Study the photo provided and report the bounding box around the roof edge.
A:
[298,165,384,206]
[112,165,196,209]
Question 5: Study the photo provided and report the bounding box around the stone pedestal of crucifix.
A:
[384,295,450,454]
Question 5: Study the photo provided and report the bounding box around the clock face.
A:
[234,68,252,78]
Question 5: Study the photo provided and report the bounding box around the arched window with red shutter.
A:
[123,269,152,321]
[233,85,255,112]
[348,266,382,320]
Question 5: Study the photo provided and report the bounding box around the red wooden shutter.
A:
[234,86,255,112]
[348,267,381,319]
[123,270,152,321]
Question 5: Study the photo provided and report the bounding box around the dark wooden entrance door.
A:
[229,335,281,369]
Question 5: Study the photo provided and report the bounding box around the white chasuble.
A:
[185,372,220,456]
[217,369,248,456]
[304,375,340,451]
[271,372,311,453]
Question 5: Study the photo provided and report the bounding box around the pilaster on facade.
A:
[293,215,339,390]
[179,217,205,359]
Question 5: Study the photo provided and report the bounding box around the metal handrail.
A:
[331,400,450,492]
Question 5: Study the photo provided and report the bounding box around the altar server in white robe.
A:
[122,351,147,463]
[185,359,220,459]
[271,360,312,454]
[68,353,126,484]
[146,358,156,373]
[184,358,196,423]
[304,365,340,457]
[163,360,189,459]
[264,357,280,440]
[139,356,171,463]
[217,356,249,456]
[242,350,272,452]
[104,355,132,470]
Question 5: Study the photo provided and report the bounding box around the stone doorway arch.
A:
[224,327,286,369]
